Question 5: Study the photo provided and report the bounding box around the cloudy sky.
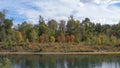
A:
[0,0,120,25]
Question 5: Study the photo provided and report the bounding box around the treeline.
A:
[0,10,120,47]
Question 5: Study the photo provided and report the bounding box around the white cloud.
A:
[0,0,120,24]
[79,2,85,7]
[80,0,111,4]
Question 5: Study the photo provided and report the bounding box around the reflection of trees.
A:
[0,57,12,68]
[0,55,120,68]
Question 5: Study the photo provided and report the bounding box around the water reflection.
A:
[0,54,120,68]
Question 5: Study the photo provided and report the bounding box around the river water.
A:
[0,54,120,68]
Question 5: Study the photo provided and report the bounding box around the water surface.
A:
[0,54,120,68]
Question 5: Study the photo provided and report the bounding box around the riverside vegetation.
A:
[0,10,120,52]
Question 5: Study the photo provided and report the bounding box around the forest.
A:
[0,10,120,52]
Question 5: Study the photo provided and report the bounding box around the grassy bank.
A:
[0,42,120,53]
[0,52,120,55]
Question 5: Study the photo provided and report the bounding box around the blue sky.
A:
[0,0,120,25]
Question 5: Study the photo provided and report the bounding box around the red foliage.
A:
[66,35,70,42]
[57,36,66,42]
[66,35,75,42]
[70,35,75,42]
[39,34,47,43]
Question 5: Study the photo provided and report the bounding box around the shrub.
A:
[70,35,75,42]
[110,35,117,45]
[50,36,55,43]
[98,34,103,45]
[57,36,66,43]
[66,35,75,43]
[16,31,23,43]
[39,34,48,43]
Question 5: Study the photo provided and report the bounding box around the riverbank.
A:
[0,43,120,53]
[0,52,120,55]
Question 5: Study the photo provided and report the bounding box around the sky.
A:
[0,0,120,25]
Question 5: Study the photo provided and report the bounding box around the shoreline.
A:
[0,52,120,55]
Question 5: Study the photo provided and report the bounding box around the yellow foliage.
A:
[98,34,103,44]
[50,36,55,43]
[16,31,23,43]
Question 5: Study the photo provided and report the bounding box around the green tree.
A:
[59,20,65,33]
[4,19,13,42]
[28,28,38,42]
[110,35,117,45]
[74,20,81,43]
[0,11,5,42]
[101,24,111,37]
[18,21,29,41]
[39,16,48,35]
[48,19,58,36]
[0,10,14,42]
[38,16,50,42]
[94,23,102,35]
[19,22,39,42]
[48,19,58,30]
[66,16,76,35]
[81,18,94,42]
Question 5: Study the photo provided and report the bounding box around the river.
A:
[0,54,120,68]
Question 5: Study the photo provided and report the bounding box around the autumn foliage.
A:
[98,34,104,44]
[57,36,66,42]
[16,31,23,43]
[56,35,75,43]
[50,36,55,43]
[1,10,120,52]
[66,35,75,43]
[70,35,75,42]
[39,34,47,43]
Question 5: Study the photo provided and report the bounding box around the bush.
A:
[50,36,55,43]
[110,35,117,45]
